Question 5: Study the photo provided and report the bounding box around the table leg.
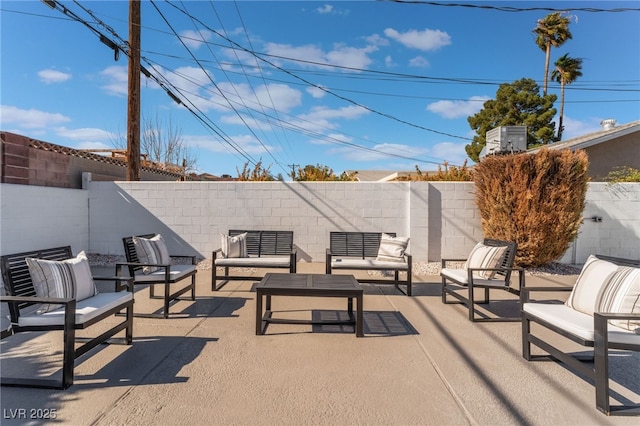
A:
[256,290,263,335]
[347,297,353,317]
[356,293,364,337]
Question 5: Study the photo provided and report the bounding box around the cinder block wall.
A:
[0,184,89,254]
[1,180,638,264]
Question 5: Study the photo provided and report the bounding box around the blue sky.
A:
[2,1,639,178]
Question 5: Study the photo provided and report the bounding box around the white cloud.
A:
[384,28,451,51]
[0,105,70,128]
[264,42,376,70]
[316,4,333,14]
[364,33,390,47]
[429,141,471,166]
[195,133,279,156]
[55,127,115,141]
[38,69,71,84]
[427,96,489,119]
[179,29,213,50]
[408,56,429,68]
[559,116,602,139]
[167,66,213,94]
[212,82,303,114]
[100,65,128,96]
[306,85,327,99]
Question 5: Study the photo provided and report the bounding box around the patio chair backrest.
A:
[483,238,517,280]
[1,246,73,320]
[329,232,397,259]
[228,230,293,257]
[122,233,157,274]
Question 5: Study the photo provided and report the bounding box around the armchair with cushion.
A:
[441,239,523,321]
[119,233,197,318]
[521,254,639,415]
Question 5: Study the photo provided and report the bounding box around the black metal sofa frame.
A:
[0,246,133,389]
[325,231,412,296]
[441,239,522,322]
[521,254,639,416]
[212,230,296,291]
[120,234,197,319]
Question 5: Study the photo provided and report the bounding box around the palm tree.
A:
[533,12,573,96]
[551,53,583,140]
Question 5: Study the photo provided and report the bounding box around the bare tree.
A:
[112,113,198,173]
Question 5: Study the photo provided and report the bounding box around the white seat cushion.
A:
[523,302,640,346]
[18,292,133,327]
[441,268,508,288]
[215,256,291,268]
[331,258,409,271]
[133,264,196,283]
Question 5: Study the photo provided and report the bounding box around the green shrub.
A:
[473,149,588,267]
[605,166,640,183]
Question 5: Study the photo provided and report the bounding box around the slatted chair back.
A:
[1,246,73,321]
[483,238,517,282]
[121,233,156,275]
[229,230,293,257]
[329,232,397,259]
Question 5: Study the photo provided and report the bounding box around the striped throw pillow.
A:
[463,242,508,279]
[220,232,248,258]
[376,234,410,263]
[26,250,97,314]
[133,234,171,274]
[565,255,619,314]
[597,266,640,332]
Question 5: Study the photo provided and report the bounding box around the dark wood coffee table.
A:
[255,273,364,337]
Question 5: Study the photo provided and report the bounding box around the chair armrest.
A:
[520,285,573,303]
[594,312,640,348]
[0,295,74,305]
[441,258,467,268]
[404,253,412,263]
[94,275,134,292]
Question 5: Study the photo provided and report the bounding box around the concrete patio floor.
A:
[1,263,638,425]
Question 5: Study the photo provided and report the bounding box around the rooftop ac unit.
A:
[481,126,527,159]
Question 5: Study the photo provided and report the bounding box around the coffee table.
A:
[255,273,364,337]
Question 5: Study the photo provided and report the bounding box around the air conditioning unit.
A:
[481,126,527,159]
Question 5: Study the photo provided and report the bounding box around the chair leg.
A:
[522,315,532,360]
[191,275,196,301]
[468,283,476,322]
[62,300,76,389]
[164,283,170,319]
[441,277,447,303]
[594,313,611,415]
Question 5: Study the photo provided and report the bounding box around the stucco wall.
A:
[1,180,638,265]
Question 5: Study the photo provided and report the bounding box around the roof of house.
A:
[528,119,640,153]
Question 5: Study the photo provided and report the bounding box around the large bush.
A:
[473,149,588,267]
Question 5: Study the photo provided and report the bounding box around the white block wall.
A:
[1,180,639,265]
[0,184,89,254]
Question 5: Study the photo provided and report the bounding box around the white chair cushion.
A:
[220,233,248,258]
[464,242,508,279]
[25,250,97,314]
[215,256,291,268]
[598,265,640,332]
[376,234,410,263]
[523,302,640,346]
[18,292,133,327]
[565,255,619,315]
[441,268,507,288]
[331,258,409,271]
[133,234,171,274]
[133,264,196,283]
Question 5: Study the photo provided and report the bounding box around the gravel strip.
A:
[88,253,580,276]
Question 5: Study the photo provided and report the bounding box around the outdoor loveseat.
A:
[0,246,133,389]
[120,233,197,319]
[441,239,522,321]
[212,230,296,291]
[326,231,412,296]
[521,254,639,415]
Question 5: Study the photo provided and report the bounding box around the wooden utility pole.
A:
[126,0,141,180]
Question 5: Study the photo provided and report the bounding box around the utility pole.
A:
[126,0,141,181]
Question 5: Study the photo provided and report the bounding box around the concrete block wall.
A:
[2,180,639,265]
[0,184,89,254]
[86,180,427,262]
